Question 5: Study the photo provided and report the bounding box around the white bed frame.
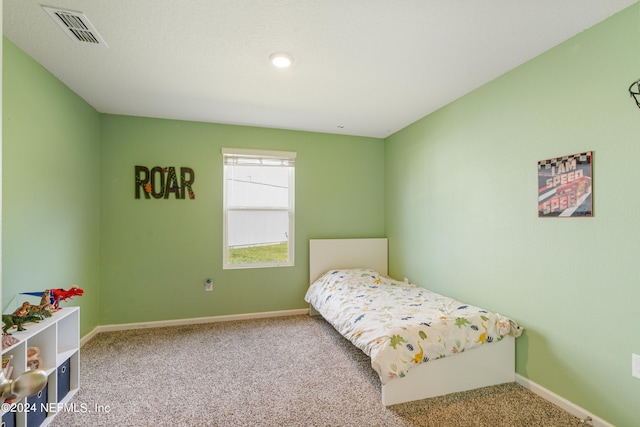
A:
[309,238,515,406]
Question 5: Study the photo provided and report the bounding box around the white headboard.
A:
[309,238,388,284]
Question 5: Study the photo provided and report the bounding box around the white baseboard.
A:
[80,326,101,347]
[80,308,309,345]
[515,374,613,427]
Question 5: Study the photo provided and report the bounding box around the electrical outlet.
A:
[205,278,213,292]
[632,354,640,379]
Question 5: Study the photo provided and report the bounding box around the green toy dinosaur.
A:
[2,300,52,334]
[2,314,26,334]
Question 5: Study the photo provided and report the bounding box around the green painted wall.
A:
[2,38,101,337]
[1,5,4,319]
[385,5,640,426]
[2,36,385,331]
[99,115,384,324]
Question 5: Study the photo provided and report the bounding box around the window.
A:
[222,148,295,269]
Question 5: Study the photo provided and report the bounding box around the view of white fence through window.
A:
[227,165,289,246]
[223,149,295,268]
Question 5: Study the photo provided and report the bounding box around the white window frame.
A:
[222,148,295,269]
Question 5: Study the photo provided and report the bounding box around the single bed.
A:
[306,238,522,406]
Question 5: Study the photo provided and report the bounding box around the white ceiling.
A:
[3,1,637,138]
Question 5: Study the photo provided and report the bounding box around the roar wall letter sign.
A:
[135,166,195,199]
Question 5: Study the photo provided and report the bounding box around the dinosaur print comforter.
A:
[305,268,522,385]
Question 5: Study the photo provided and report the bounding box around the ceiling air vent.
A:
[42,6,108,47]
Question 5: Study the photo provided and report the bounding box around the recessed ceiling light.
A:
[269,52,294,68]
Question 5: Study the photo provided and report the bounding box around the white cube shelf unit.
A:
[1,307,80,427]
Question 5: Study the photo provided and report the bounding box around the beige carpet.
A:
[50,315,585,426]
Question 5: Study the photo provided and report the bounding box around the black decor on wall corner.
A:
[629,79,640,109]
